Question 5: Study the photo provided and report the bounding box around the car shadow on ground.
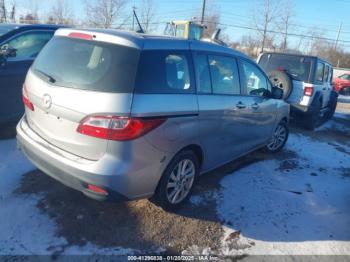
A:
[15,112,350,254]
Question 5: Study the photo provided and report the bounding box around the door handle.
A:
[251,103,259,110]
[236,102,246,109]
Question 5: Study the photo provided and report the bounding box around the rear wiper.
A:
[35,69,56,83]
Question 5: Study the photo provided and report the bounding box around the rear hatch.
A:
[258,53,314,83]
[24,30,141,160]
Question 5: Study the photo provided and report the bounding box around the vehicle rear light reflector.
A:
[87,184,108,195]
[68,32,93,40]
[304,86,314,96]
[77,116,166,141]
[22,84,34,111]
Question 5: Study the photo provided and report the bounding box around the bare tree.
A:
[139,0,156,33]
[0,0,6,22]
[278,0,295,51]
[252,0,280,52]
[85,0,128,28]
[47,0,74,25]
[19,13,39,24]
[203,12,221,38]
[9,1,16,22]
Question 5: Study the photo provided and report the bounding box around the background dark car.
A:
[0,24,62,137]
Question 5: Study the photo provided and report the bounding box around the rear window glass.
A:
[32,36,140,93]
[258,54,312,82]
[135,50,194,94]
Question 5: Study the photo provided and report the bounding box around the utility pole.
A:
[334,21,342,51]
[200,0,206,24]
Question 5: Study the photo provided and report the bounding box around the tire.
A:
[152,150,199,211]
[302,99,322,130]
[324,91,338,120]
[265,121,289,153]
[268,71,293,100]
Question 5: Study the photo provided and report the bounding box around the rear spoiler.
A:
[55,28,142,49]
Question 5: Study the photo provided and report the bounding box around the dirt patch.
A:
[16,170,224,254]
[277,159,300,172]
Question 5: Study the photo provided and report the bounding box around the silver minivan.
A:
[17,28,290,210]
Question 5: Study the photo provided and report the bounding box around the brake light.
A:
[87,184,108,195]
[68,32,93,40]
[304,86,314,96]
[22,84,34,111]
[77,116,166,141]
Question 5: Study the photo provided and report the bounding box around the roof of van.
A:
[55,28,253,61]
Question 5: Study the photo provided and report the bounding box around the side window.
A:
[1,31,54,61]
[324,65,330,83]
[193,54,211,93]
[316,62,325,82]
[208,55,240,95]
[241,59,270,96]
[135,51,194,94]
[165,55,191,90]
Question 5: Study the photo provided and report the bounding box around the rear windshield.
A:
[258,53,313,82]
[32,36,140,93]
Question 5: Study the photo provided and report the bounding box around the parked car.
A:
[333,73,350,96]
[0,24,62,133]
[17,28,289,210]
[257,52,338,130]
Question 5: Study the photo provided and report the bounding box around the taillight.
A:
[68,32,93,40]
[77,115,166,141]
[304,86,314,97]
[22,84,34,111]
[87,184,108,195]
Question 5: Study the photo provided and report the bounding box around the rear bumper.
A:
[16,117,167,201]
[290,104,312,114]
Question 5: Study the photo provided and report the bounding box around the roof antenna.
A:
[133,9,144,34]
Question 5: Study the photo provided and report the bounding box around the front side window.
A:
[241,59,270,96]
[208,55,240,95]
[316,62,325,82]
[135,51,193,94]
[2,31,53,61]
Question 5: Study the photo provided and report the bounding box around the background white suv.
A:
[258,52,338,129]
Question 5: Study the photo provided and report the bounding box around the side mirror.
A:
[0,45,17,57]
[0,45,17,68]
[270,86,284,99]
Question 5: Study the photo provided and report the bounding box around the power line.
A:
[203,20,350,44]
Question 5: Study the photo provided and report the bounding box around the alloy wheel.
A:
[166,159,195,204]
[267,124,288,151]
